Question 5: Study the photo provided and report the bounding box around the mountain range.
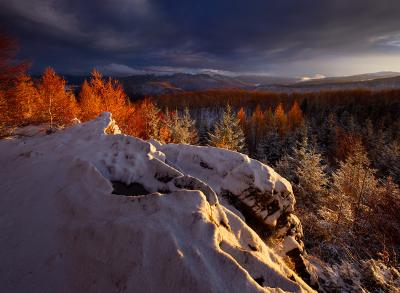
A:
[62,71,400,96]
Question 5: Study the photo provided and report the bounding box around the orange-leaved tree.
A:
[8,75,40,125]
[237,107,246,129]
[37,67,78,127]
[287,100,304,130]
[0,33,28,91]
[274,102,287,136]
[0,33,29,132]
[79,79,101,121]
[79,69,128,129]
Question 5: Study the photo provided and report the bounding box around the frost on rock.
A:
[0,113,314,293]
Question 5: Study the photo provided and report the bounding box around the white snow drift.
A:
[0,113,314,292]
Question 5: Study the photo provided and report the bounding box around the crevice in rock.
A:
[248,244,258,251]
[287,248,319,290]
[199,161,213,170]
[222,191,275,239]
[254,277,265,286]
[111,181,149,196]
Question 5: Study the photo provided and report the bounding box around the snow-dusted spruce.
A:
[0,113,314,293]
[208,104,245,152]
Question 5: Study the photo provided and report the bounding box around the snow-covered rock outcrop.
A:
[156,143,302,239]
[0,113,314,292]
[152,141,312,286]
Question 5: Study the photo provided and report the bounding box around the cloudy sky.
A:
[1,0,400,77]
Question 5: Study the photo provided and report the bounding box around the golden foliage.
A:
[287,100,303,130]
[37,67,78,127]
[274,102,287,135]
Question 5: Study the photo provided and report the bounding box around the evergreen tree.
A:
[296,139,328,201]
[275,137,327,202]
[376,139,400,184]
[331,141,379,224]
[198,122,210,146]
[374,176,400,241]
[141,98,161,140]
[318,112,338,157]
[181,107,198,144]
[256,130,282,165]
[274,152,294,182]
[168,107,197,144]
[208,104,245,152]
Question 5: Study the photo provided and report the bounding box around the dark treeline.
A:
[156,88,400,124]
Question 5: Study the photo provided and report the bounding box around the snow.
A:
[0,113,314,292]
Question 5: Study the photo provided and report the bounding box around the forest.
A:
[1,34,400,291]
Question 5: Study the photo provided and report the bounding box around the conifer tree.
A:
[374,176,400,240]
[275,153,294,182]
[376,139,400,184]
[164,107,197,144]
[275,137,327,202]
[256,130,282,165]
[140,98,161,140]
[318,112,338,157]
[198,122,210,146]
[296,139,328,201]
[331,141,379,224]
[177,107,198,144]
[208,104,245,152]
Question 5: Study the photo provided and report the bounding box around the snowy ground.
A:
[0,113,314,292]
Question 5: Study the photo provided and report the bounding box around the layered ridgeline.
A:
[0,113,315,293]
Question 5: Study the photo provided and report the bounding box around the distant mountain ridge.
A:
[60,71,400,95]
[294,71,400,85]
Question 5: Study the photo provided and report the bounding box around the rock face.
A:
[0,113,314,293]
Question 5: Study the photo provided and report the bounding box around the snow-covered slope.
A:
[0,113,314,292]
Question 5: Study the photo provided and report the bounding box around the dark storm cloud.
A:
[1,0,400,76]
